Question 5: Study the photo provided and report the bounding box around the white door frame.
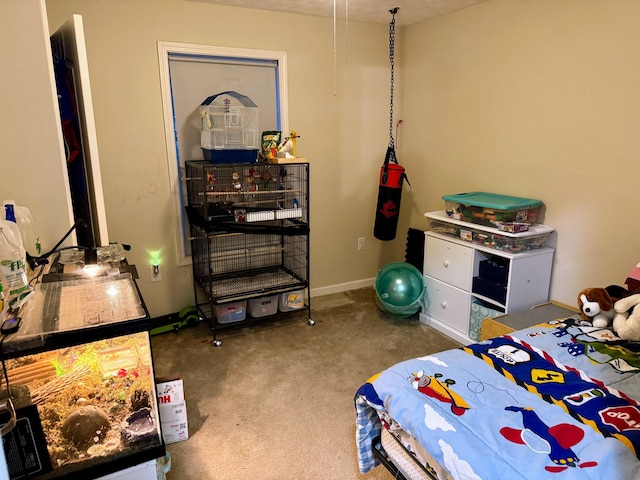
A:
[52,14,109,248]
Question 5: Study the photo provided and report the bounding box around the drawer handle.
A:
[443,260,450,268]
[440,301,447,309]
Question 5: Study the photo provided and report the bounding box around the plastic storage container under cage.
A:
[279,290,305,312]
[199,91,259,163]
[248,295,278,318]
[214,300,247,324]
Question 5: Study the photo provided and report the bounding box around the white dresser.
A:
[419,212,554,345]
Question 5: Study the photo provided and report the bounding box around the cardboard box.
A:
[156,375,188,444]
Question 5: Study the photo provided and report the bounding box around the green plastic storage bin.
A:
[442,192,543,227]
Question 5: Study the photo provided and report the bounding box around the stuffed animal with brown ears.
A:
[577,285,631,328]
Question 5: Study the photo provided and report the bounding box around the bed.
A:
[355,314,640,479]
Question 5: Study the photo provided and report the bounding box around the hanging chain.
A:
[388,8,398,151]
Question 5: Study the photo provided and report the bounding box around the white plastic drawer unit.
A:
[423,276,470,334]
[424,235,473,291]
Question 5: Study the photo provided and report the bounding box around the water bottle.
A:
[0,227,31,311]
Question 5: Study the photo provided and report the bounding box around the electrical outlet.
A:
[150,265,162,282]
[357,237,366,251]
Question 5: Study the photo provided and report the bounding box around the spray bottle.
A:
[0,227,31,311]
[0,218,23,262]
[3,201,38,256]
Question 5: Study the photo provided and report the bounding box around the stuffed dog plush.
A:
[577,285,631,328]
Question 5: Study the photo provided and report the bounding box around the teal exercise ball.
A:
[374,262,425,316]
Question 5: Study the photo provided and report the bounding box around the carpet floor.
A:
[151,287,461,479]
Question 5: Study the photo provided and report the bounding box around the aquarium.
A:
[2,331,162,479]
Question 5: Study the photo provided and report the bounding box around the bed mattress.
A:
[356,317,640,479]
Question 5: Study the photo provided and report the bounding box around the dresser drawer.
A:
[424,235,473,290]
[424,276,471,334]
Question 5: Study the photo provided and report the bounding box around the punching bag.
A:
[374,8,408,241]
[374,146,407,240]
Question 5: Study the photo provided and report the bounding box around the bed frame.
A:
[373,428,452,480]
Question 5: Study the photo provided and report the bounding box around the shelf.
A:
[198,187,305,198]
[425,210,553,237]
[425,210,554,255]
[267,157,309,164]
[195,266,306,303]
[186,205,309,235]
[470,293,508,312]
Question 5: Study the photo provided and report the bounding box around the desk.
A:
[480,301,579,341]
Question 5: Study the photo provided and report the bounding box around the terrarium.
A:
[2,331,161,478]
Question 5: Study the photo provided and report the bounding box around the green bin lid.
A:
[442,192,543,210]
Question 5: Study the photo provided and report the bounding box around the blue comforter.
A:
[355,318,640,479]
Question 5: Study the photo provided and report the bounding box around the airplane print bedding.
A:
[355,317,640,479]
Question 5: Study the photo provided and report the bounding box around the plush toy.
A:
[577,285,631,328]
[612,294,640,340]
[578,288,615,328]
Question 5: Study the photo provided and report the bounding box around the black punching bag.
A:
[374,146,407,241]
[374,8,408,242]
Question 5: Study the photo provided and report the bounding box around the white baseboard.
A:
[419,312,470,346]
[310,278,375,298]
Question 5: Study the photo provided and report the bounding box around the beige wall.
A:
[0,0,74,253]
[44,0,397,317]
[11,0,640,317]
[400,0,640,306]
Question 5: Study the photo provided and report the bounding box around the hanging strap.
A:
[382,7,399,185]
[382,7,410,188]
[381,146,394,184]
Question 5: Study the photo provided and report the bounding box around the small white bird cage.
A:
[199,91,259,163]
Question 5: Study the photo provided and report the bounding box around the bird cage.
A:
[199,91,259,163]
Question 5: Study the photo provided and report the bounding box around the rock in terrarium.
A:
[61,405,110,449]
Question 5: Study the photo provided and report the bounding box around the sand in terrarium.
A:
[4,331,159,470]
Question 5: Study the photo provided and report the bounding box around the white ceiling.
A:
[189,0,488,26]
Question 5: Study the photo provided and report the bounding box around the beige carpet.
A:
[151,287,461,479]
